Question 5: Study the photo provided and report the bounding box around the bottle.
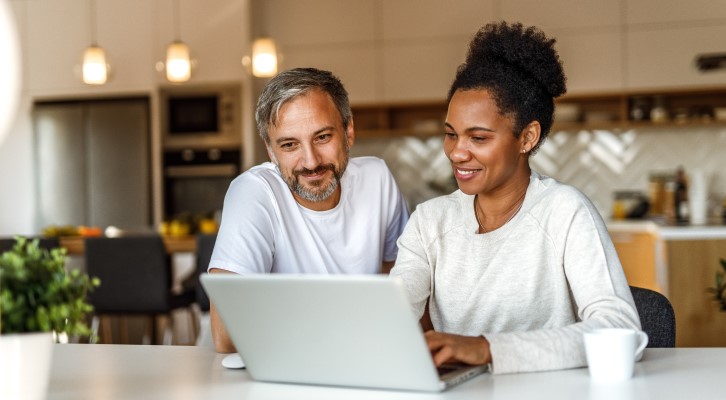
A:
[674,166,689,224]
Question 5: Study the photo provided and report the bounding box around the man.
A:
[208,68,409,353]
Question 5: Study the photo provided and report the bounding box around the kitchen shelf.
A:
[352,87,726,138]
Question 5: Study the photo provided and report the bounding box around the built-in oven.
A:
[163,148,240,219]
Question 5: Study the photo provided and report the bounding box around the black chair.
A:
[195,233,217,313]
[630,285,676,348]
[0,236,61,254]
[85,235,196,345]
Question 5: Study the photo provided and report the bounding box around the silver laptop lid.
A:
[202,274,448,392]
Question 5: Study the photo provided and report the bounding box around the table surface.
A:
[47,344,726,400]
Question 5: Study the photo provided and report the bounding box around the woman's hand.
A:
[424,331,492,366]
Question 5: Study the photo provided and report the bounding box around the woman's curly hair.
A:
[448,21,566,154]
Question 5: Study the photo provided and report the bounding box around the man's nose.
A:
[300,144,322,170]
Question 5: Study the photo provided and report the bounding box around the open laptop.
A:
[200,274,488,392]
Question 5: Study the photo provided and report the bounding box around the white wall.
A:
[2,0,726,235]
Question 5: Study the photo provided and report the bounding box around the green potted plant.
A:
[707,258,726,311]
[0,237,99,400]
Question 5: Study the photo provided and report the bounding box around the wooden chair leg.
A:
[101,316,113,344]
[119,317,129,344]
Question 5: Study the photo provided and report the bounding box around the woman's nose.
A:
[447,139,470,162]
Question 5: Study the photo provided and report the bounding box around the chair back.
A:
[85,236,172,314]
[195,233,217,312]
[629,285,676,348]
[0,236,61,253]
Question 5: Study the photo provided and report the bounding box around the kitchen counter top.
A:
[607,219,726,240]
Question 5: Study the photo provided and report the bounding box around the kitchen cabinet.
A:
[665,237,726,347]
[33,98,151,231]
[607,222,726,347]
[609,229,662,293]
[352,86,726,138]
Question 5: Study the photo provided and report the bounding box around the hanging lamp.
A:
[251,37,278,78]
[166,0,191,83]
[82,0,108,85]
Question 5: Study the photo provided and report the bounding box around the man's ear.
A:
[345,118,355,148]
[266,143,278,165]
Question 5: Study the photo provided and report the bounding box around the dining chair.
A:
[84,235,196,345]
[195,233,217,313]
[0,236,61,254]
[629,285,676,348]
[193,233,217,347]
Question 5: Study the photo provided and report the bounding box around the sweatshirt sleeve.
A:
[389,209,432,320]
[486,190,641,375]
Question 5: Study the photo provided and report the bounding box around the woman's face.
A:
[443,89,529,196]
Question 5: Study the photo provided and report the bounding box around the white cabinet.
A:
[626,24,726,90]
[34,99,151,231]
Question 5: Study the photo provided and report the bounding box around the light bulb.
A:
[82,45,108,85]
[166,41,191,83]
[252,38,278,78]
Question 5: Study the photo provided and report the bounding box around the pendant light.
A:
[166,0,191,83]
[251,37,278,78]
[82,0,108,85]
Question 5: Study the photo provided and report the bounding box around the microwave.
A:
[160,83,241,150]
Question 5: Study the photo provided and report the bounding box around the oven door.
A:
[163,149,240,218]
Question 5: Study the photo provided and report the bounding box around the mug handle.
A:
[634,331,649,359]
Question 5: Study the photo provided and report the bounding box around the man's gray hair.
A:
[255,67,352,144]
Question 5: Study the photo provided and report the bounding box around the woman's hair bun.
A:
[466,21,566,98]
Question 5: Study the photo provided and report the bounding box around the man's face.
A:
[265,89,354,211]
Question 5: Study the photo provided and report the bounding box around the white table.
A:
[48,344,725,400]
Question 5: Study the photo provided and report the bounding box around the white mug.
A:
[584,328,648,383]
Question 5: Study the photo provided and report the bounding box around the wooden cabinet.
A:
[610,230,661,293]
[352,87,726,138]
[554,87,726,132]
[352,101,447,138]
[666,239,726,347]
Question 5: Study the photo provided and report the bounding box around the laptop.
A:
[200,274,488,392]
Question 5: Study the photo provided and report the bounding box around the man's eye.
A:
[444,132,456,139]
[315,134,332,142]
[280,142,296,150]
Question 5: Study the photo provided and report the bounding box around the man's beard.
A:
[276,138,351,203]
[288,163,344,202]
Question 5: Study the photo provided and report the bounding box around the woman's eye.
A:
[471,136,487,143]
[444,132,456,139]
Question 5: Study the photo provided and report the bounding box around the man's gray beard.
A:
[292,175,339,202]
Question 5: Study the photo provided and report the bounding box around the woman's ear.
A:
[520,121,541,154]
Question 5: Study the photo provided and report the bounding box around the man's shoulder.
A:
[345,156,393,184]
[348,156,388,172]
[227,162,287,201]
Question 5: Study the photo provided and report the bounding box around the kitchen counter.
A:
[607,219,726,240]
[607,219,726,347]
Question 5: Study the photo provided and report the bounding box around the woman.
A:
[389,21,641,375]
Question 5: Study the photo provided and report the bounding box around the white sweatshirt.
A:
[390,171,641,374]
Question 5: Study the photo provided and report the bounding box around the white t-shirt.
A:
[390,171,641,374]
[210,156,409,274]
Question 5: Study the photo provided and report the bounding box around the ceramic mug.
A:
[584,328,648,383]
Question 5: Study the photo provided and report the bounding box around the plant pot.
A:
[0,332,54,400]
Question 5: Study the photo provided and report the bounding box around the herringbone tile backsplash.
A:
[353,126,726,220]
